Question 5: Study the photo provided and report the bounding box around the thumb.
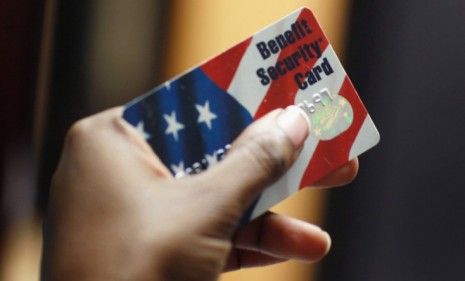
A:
[196,105,310,213]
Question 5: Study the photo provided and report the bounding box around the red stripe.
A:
[201,38,252,91]
[254,9,329,119]
[299,77,368,187]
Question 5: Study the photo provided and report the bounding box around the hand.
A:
[41,106,358,281]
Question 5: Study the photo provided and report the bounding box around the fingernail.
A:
[322,231,332,255]
[276,105,310,148]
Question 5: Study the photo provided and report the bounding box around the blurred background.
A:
[1,0,464,280]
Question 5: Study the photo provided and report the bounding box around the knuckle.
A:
[64,109,121,149]
[241,133,289,181]
[65,118,94,147]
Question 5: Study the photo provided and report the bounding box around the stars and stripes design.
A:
[123,8,379,222]
[124,68,253,178]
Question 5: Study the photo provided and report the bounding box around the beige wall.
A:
[163,1,351,281]
[163,1,350,79]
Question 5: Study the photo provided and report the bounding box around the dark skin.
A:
[41,106,358,281]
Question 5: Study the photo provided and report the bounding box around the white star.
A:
[135,121,151,140]
[171,161,185,178]
[195,101,217,129]
[205,152,218,167]
[163,111,184,141]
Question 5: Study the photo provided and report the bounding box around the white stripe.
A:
[249,46,348,220]
[349,115,380,159]
[294,45,347,105]
[227,10,301,114]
